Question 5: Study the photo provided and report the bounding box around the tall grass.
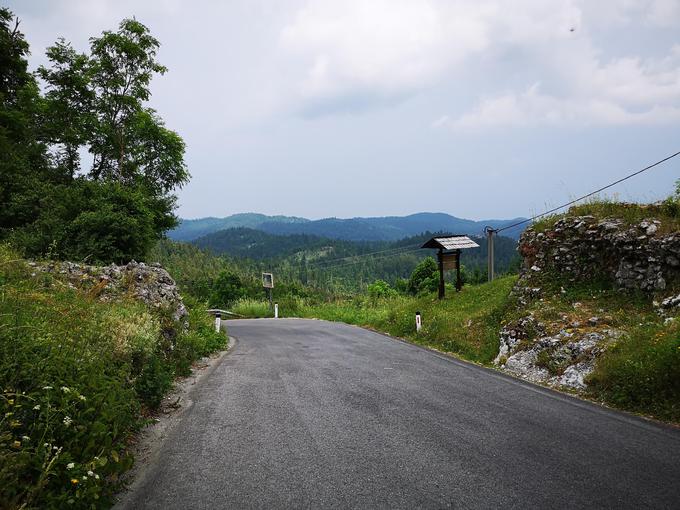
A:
[588,319,680,422]
[532,195,680,233]
[0,245,226,508]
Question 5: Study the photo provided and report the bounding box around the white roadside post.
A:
[274,303,279,319]
[214,312,221,333]
[415,311,422,333]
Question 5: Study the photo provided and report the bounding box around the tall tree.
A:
[38,39,93,179]
[86,18,188,192]
[0,8,50,235]
[2,11,189,263]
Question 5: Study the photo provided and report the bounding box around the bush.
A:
[367,279,397,300]
[408,257,438,295]
[209,270,245,308]
[9,180,175,264]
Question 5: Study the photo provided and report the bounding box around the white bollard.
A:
[215,312,221,333]
[274,303,279,319]
[415,311,422,333]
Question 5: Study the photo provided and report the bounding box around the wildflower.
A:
[82,476,87,480]
[8,399,13,405]
[66,462,75,470]
[87,470,94,477]
[43,386,52,390]
[63,416,73,427]
[44,443,49,447]
[71,479,79,485]
[78,395,86,401]
[60,386,70,393]
[22,436,30,441]
[95,474,100,480]
[33,404,40,410]
[12,440,21,449]
[53,446,59,450]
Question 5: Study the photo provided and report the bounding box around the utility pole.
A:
[485,227,496,282]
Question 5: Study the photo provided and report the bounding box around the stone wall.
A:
[494,214,680,392]
[518,216,680,292]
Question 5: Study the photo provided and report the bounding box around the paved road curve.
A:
[119,319,680,509]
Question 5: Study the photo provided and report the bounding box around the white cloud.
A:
[281,0,680,124]
[445,43,680,129]
[280,0,491,109]
[444,82,680,130]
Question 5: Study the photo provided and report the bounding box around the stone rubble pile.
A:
[30,260,187,323]
[496,317,620,390]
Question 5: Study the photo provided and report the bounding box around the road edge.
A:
[113,333,236,508]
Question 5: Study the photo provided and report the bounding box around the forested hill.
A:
[171,213,309,241]
[170,212,527,242]
[191,227,520,288]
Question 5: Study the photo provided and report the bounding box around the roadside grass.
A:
[587,319,680,422]
[0,245,225,509]
[231,298,272,318]
[531,196,680,234]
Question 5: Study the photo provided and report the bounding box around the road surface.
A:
[119,318,680,509]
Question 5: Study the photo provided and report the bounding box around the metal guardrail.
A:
[206,309,244,318]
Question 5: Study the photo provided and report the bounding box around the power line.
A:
[304,243,422,267]
[494,149,680,234]
[310,248,424,270]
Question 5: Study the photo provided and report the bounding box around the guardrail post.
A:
[274,303,279,319]
[416,311,422,333]
[214,312,221,333]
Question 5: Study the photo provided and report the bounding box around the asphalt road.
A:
[119,319,680,509]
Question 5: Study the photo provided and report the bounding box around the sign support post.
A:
[262,272,274,314]
[437,248,445,300]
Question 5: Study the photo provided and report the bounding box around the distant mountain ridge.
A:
[170,213,309,241]
[169,212,526,242]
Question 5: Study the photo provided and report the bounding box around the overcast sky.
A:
[7,0,680,220]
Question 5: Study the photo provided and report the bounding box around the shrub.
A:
[408,257,438,295]
[367,279,397,300]
[209,270,245,308]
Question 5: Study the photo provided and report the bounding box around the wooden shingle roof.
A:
[421,236,480,250]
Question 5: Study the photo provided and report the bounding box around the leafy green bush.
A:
[209,270,245,308]
[408,257,438,295]
[367,279,397,300]
[170,297,227,376]
[134,355,173,409]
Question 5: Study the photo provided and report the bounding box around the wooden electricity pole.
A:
[486,227,496,282]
